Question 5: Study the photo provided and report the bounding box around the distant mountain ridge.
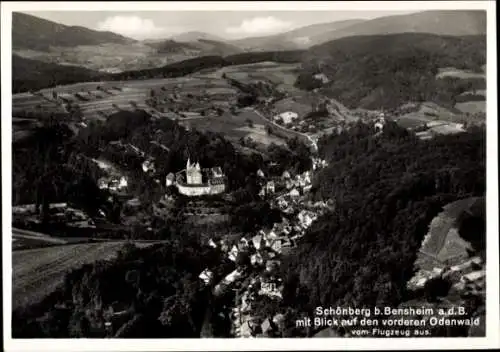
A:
[230,19,365,51]
[309,10,486,46]
[229,10,485,51]
[168,31,226,43]
[12,12,135,51]
[145,38,242,56]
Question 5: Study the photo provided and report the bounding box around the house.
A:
[252,234,263,250]
[211,166,224,178]
[228,245,239,262]
[313,73,330,84]
[208,238,218,248]
[282,171,291,179]
[258,278,284,299]
[222,269,244,285]
[285,180,296,190]
[219,239,229,252]
[251,253,264,266]
[265,181,275,194]
[461,270,486,283]
[99,176,128,191]
[261,318,275,336]
[274,111,298,125]
[257,169,265,178]
[265,260,281,272]
[238,237,250,251]
[270,237,293,253]
[165,173,175,187]
[199,269,214,285]
[142,159,155,173]
[258,189,266,198]
[264,230,279,247]
[289,188,300,198]
[273,313,285,329]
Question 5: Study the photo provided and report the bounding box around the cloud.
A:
[96,16,182,40]
[226,16,293,37]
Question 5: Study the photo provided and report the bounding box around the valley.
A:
[7,8,490,341]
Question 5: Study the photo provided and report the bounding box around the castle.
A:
[166,158,227,197]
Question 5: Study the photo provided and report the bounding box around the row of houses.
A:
[258,169,313,199]
[407,255,485,293]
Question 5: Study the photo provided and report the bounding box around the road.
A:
[12,227,171,247]
[248,108,318,152]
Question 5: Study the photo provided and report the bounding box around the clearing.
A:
[12,241,158,310]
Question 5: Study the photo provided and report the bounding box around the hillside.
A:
[296,33,486,110]
[309,10,486,46]
[13,55,104,93]
[281,122,485,327]
[146,39,200,54]
[146,38,242,56]
[13,50,306,93]
[12,12,134,51]
[169,31,226,43]
[231,19,365,51]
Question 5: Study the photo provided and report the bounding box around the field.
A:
[12,74,244,124]
[416,197,482,270]
[12,239,162,310]
[394,101,474,133]
[179,109,288,149]
[217,61,302,91]
[435,67,486,115]
[14,43,194,73]
[455,101,486,114]
[436,67,485,80]
[12,242,127,309]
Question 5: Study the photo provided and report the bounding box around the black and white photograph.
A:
[2,1,498,351]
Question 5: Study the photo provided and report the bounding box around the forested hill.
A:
[296,33,486,110]
[13,12,135,51]
[12,50,306,93]
[13,55,106,93]
[282,121,485,313]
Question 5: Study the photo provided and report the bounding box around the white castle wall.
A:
[176,183,226,197]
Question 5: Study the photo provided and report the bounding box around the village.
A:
[193,155,335,338]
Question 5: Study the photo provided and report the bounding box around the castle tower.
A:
[186,158,202,184]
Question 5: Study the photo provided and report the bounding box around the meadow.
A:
[12,240,162,310]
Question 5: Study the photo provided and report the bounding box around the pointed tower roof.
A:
[187,157,191,169]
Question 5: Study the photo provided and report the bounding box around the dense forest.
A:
[12,120,110,219]
[12,236,235,338]
[12,55,106,93]
[280,121,485,316]
[296,33,486,109]
[13,50,306,93]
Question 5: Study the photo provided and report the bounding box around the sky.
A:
[21,10,417,40]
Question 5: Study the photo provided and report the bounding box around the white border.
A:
[2,1,498,351]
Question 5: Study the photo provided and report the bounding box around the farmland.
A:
[179,109,289,150]
[14,42,204,73]
[217,61,302,92]
[436,67,485,80]
[12,240,162,310]
[12,242,126,309]
[416,197,483,270]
